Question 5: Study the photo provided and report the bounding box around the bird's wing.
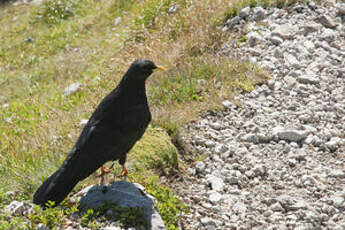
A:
[61,92,126,180]
[62,99,150,181]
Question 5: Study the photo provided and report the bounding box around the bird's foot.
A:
[121,164,129,177]
[97,164,114,177]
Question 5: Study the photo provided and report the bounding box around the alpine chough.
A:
[33,59,166,207]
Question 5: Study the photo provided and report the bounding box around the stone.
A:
[239,7,250,18]
[210,122,222,130]
[263,210,273,217]
[63,82,81,97]
[208,176,224,192]
[247,31,262,47]
[24,37,34,43]
[253,7,266,21]
[284,75,297,88]
[322,28,337,42]
[301,22,320,35]
[77,181,166,230]
[195,161,205,173]
[284,53,300,68]
[336,3,345,15]
[271,25,295,40]
[5,201,26,216]
[268,36,283,45]
[168,4,179,14]
[79,119,88,126]
[273,127,308,142]
[328,169,345,178]
[318,15,337,28]
[188,167,196,175]
[288,200,308,211]
[288,158,297,167]
[209,192,222,204]
[329,196,344,208]
[36,223,49,230]
[253,164,266,177]
[232,201,247,214]
[205,140,215,147]
[297,74,319,84]
[301,175,316,186]
[114,17,122,26]
[226,16,240,28]
[271,202,285,212]
[100,227,121,230]
[214,144,228,154]
[200,217,216,226]
[304,40,315,52]
[294,223,314,230]
[242,133,258,143]
[222,100,235,109]
[325,137,343,151]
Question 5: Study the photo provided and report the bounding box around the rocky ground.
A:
[178,1,345,230]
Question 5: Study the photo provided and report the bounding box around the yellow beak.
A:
[154,65,167,72]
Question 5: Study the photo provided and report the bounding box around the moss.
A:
[130,127,179,175]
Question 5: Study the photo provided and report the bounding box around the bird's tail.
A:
[33,145,105,207]
[33,165,80,208]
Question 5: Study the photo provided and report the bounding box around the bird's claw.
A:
[97,164,114,177]
[121,164,129,177]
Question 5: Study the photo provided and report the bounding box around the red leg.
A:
[121,164,128,176]
[97,164,114,177]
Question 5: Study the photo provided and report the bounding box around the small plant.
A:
[130,172,188,230]
[249,0,258,7]
[108,0,136,17]
[135,0,187,28]
[155,119,179,138]
[38,0,75,24]
[80,204,147,229]
[0,221,11,230]
[80,209,99,228]
[28,201,64,229]
[238,35,247,43]
[0,217,26,230]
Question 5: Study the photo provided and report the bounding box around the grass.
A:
[0,0,270,228]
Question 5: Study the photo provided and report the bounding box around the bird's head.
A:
[127,59,167,81]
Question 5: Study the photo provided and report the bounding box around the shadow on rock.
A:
[74,180,166,230]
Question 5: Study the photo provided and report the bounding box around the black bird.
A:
[33,59,166,207]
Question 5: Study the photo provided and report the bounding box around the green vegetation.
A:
[38,0,76,24]
[28,201,65,229]
[130,127,179,176]
[130,172,188,230]
[0,0,269,228]
[79,203,147,229]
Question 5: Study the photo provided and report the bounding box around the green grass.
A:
[0,0,270,228]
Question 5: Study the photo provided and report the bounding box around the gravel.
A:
[178,1,345,229]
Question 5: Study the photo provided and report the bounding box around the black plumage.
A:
[33,59,165,207]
